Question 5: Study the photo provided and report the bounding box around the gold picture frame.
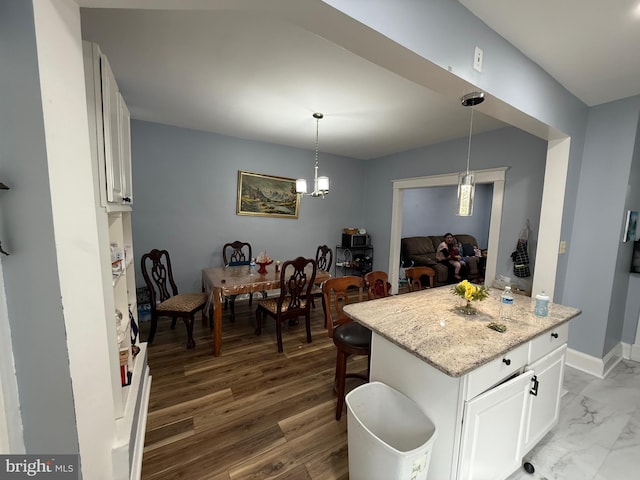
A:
[236,170,300,219]
[623,209,638,242]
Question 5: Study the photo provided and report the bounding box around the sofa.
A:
[401,234,484,287]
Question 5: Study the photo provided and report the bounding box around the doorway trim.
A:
[389,136,571,300]
[388,167,507,294]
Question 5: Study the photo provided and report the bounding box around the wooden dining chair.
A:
[141,249,208,349]
[364,270,392,300]
[405,266,436,291]
[322,276,370,420]
[310,245,333,309]
[255,256,317,353]
[222,240,253,321]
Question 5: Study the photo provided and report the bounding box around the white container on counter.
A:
[535,291,550,317]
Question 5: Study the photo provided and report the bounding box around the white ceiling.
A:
[459,0,640,107]
[78,1,640,160]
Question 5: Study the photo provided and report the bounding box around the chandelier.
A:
[296,113,329,198]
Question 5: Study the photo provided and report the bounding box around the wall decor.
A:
[623,210,638,242]
[237,170,300,219]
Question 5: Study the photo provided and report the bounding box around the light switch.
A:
[559,241,566,254]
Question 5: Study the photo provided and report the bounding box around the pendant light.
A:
[457,92,485,216]
[296,113,329,198]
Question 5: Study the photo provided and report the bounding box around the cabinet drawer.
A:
[465,342,529,400]
[529,322,568,363]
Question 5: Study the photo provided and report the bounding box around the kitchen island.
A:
[344,287,581,480]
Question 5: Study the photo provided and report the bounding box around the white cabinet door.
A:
[523,344,566,453]
[458,370,534,480]
[118,93,132,205]
[100,53,123,204]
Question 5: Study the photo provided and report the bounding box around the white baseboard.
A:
[565,344,624,379]
[626,342,640,362]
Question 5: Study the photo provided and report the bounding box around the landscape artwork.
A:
[623,210,638,242]
[236,170,300,219]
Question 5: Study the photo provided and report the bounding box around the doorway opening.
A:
[388,168,507,294]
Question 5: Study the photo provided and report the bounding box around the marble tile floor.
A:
[507,359,640,480]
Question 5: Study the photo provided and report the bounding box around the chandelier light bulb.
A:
[296,112,330,199]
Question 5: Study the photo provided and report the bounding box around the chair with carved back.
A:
[310,245,333,309]
[140,249,208,349]
[322,276,370,420]
[222,240,254,321]
[255,256,317,353]
[364,270,392,300]
[405,266,436,291]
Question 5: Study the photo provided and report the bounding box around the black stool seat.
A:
[322,276,371,420]
[334,322,371,349]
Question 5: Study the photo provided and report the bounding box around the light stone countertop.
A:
[343,287,581,378]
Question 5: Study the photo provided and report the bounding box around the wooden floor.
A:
[139,295,367,480]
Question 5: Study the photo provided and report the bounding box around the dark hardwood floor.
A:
[140,294,367,480]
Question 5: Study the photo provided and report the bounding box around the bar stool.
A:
[322,276,370,420]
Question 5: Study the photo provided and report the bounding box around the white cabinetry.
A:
[459,369,533,480]
[370,322,569,480]
[119,95,133,204]
[523,344,566,452]
[83,41,149,480]
[85,42,133,207]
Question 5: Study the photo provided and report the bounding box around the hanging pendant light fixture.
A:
[296,113,329,198]
[457,91,485,216]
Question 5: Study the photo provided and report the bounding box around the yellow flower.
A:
[451,280,488,302]
[464,283,475,300]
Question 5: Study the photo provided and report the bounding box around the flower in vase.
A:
[451,279,488,302]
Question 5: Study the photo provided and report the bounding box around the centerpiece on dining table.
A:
[255,251,273,274]
[451,279,489,315]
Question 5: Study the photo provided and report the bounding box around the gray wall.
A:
[401,184,493,246]
[623,117,640,345]
[131,123,545,295]
[625,274,640,344]
[563,97,640,357]
[365,127,547,282]
[0,0,78,453]
[131,120,367,292]
[324,0,640,362]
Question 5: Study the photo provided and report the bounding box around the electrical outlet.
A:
[559,241,566,254]
[473,46,483,72]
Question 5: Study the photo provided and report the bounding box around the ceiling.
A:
[459,0,640,107]
[78,1,640,160]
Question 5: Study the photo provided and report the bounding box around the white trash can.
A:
[346,381,436,480]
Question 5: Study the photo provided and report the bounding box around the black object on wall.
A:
[631,241,640,273]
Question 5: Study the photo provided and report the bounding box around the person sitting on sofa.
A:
[436,233,465,280]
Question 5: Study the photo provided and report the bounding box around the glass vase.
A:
[461,299,477,316]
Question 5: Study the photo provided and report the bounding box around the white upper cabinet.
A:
[84,42,133,208]
[118,93,133,204]
[100,53,122,204]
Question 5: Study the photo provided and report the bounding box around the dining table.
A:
[202,263,331,356]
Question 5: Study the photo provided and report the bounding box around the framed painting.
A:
[623,210,638,242]
[236,170,300,219]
